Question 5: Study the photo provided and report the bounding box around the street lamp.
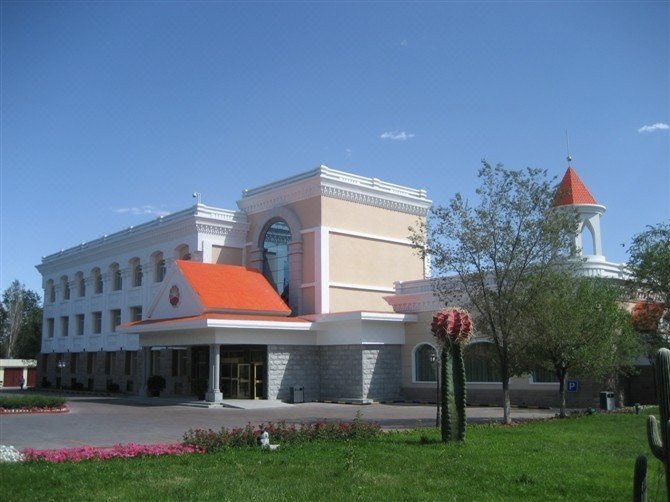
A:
[57,359,67,391]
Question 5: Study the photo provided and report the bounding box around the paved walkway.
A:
[0,392,557,450]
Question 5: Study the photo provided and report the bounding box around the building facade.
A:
[37,164,640,407]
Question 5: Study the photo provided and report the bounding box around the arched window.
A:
[464,342,501,383]
[61,276,70,301]
[92,268,103,295]
[580,224,595,256]
[153,252,166,283]
[75,272,85,297]
[262,221,291,303]
[110,263,122,291]
[413,343,438,382]
[175,244,191,260]
[46,280,55,303]
[130,258,142,287]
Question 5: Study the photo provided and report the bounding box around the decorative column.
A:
[287,240,303,315]
[206,344,222,402]
[139,346,151,397]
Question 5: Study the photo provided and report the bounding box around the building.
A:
[36,164,635,407]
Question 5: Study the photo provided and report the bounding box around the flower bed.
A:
[22,443,203,463]
[183,417,382,452]
[0,395,67,413]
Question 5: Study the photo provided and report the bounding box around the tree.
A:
[628,221,670,332]
[1,280,43,359]
[412,161,578,423]
[519,271,639,418]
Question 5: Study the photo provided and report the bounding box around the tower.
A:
[553,165,607,262]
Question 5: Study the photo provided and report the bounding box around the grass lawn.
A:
[1,409,665,501]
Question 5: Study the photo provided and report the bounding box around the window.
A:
[130,258,142,287]
[151,350,161,374]
[464,342,501,383]
[124,351,137,376]
[413,344,438,382]
[110,309,121,332]
[130,306,143,322]
[92,268,103,294]
[172,349,187,377]
[46,280,55,303]
[530,367,559,383]
[262,220,291,303]
[71,353,78,374]
[92,312,102,334]
[154,253,166,282]
[46,318,54,338]
[60,316,69,337]
[76,272,85,297]
[105,352,115,375]
[62,277,70,300]
[76,314,85,336]
[110,263,122,291]
[175,244,190,260]
[87,353,95,374]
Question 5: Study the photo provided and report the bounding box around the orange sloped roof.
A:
[553,167,597,206]
[175,260,291,316]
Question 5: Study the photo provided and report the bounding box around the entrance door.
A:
[252,363,264,399]
[237,364,251,399]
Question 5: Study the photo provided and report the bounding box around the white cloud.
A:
[380,131,415,141]
[114,205,170,217]
[638,122,669,133]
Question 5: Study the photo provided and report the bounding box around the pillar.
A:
[206,343,222,402]
[139,347,151,397]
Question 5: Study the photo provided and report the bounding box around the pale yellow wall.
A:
[212,246,243,266]
[329,287,394,313]
[245,196,321,248]
[302,286,316,315]
[329,234,423,285]
[321,197,424,241]
[302,232,315,284]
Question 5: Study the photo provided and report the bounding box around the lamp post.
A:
[57,359,67,391]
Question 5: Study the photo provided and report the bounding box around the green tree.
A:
[519,271,639,418]
[412,161,578,423]
[1,280,43,359]
[627,221,670,333]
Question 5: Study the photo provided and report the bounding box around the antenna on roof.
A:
[565,130,572,166]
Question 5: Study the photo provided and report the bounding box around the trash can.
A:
[291,385,304,404]
[599,391,615,411]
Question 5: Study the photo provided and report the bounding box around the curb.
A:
[0,406,69,415]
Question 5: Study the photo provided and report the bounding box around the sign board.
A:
[567,380,580,393]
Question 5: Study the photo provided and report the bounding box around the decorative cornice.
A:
[237,165,432,216]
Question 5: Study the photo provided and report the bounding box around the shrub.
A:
[0,395,67,410]
[191,378,208,400]
[146,375,166,397]
[106,382,120,393]
[182,415,382,453]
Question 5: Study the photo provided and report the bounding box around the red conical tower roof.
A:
[553,167,597,206]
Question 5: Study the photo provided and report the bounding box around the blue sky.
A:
[1,1,668,296]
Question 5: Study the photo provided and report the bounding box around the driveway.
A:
[0,392,556,450]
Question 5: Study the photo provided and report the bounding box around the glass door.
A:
[237,364,251,399]
[252,363,264,399]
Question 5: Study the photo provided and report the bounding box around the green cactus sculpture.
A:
[646,347,670,498]
[431,308,473,442]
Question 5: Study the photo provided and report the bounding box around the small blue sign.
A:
[567,380,580,393]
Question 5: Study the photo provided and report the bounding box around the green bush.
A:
[0,394,67,410]
[147,375,166,397]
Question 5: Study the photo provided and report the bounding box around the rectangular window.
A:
[76,314,85,336]
[87,353,95,374]
[110,309,122,332]
[151,350,161,374]
[92,312,102,334]
[130,306,143,322]
[46,318,54,338]
[124,351,137,376]
[60,316,69,337]
[171,350,188,377]
[530,368,560,383]
[71,353,78,374]
[104,352,116,376]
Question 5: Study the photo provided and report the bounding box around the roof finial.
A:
[565,130,572,166]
